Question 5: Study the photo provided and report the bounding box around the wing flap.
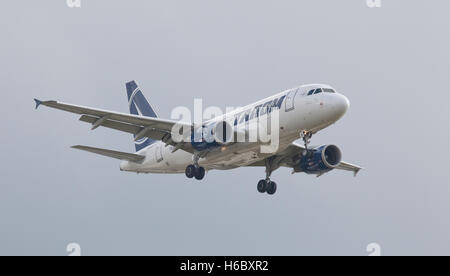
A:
[79,115,142,134]
[72,145,145,163]
[79,115,169,139]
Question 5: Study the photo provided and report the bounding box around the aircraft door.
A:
[285,89,298,112]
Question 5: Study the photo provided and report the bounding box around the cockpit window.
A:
[307,88,335,95]
[323,88,335,93]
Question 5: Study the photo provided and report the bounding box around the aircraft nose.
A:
[334,94,350,118]
[341,94,350,111]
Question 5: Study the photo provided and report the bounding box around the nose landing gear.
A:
[300,130,313,156]
[301,130,313,149]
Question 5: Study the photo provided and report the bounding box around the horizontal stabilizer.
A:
[34,99,43,109]
[72,145,145,163]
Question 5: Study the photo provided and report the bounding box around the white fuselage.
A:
[120,84,349,174]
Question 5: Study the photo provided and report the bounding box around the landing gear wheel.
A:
[194,167,206,180]
[266,181,277,195]
[185,165,196,179]
[257,180,267,193]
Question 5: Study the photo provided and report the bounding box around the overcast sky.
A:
[1,0,449,256]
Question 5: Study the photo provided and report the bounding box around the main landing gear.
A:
[185,154,206,180]
[257,179,277,195]
[185,165,205,180]
[256,131,313,195]
[257,157,277,195]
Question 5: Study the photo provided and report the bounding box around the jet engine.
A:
[294,145,342,175]
[191,121,234,150]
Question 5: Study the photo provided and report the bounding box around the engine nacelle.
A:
[294,145,342,175]
[190,121,234,151]
[212,121,234,145]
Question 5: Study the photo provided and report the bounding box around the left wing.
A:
[285,143,362,176]
[335,161,363,176]
[34,99,194,153]
[248,142,363,176]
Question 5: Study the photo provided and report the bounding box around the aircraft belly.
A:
[205,151,260,169]
[200,137,294,170]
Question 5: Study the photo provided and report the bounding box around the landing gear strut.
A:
[300,130,313,156]
[257,157,277,195]
[185,154,206,180]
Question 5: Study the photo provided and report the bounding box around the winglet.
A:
[354,168,362,177]
[34,99,42,110]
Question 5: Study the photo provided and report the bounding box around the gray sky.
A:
[1,0,449,256]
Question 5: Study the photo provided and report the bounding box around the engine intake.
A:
[321,144,342,168]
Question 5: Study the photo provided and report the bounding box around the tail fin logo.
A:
[126,81,158,151]
[128,87,144,116]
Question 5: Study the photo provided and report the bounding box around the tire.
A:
[194,167,206,180]
[185,165,196,179]
[266,181,277,195]
[257,180,267,193]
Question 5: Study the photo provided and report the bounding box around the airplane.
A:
[34,81,362,195]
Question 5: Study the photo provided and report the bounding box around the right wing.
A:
[34,99,194,153]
